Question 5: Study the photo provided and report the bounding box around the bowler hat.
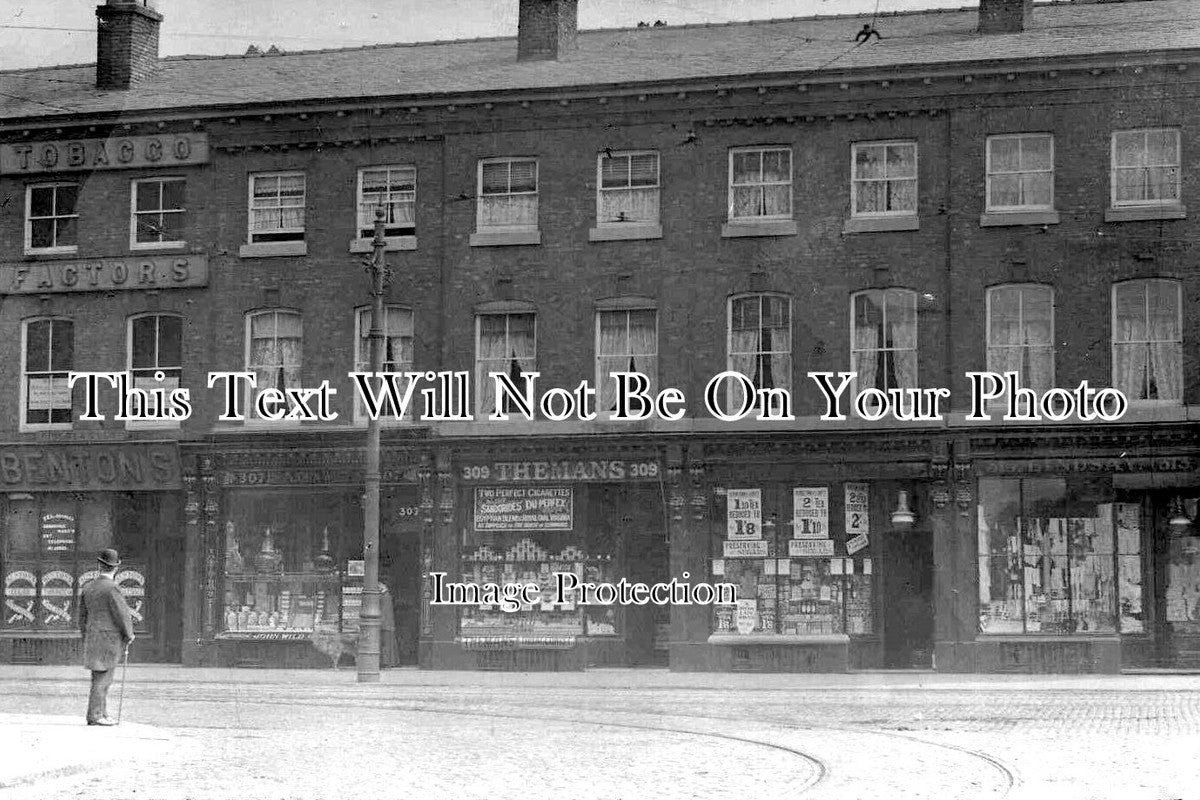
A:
[97,548,121,568]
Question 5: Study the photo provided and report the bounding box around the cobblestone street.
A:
[2,667,1199,799]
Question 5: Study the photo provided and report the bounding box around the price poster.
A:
[726,489,762,540]
[792,487,828,539]
[845,482,870,536]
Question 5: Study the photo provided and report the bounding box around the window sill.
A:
[708,633,850,645]
[125,421,183,431]
[23,247,78,259]
[238,241,307,258]
[349,235,417,253]
[588,224,663,242]
[131,241,189,252]
[842,215,919,234]
[979,210,1060,227]
[19,423,73,433]
[720,219,797,238]
[1104,205,1186,222]
[469,229,541,247]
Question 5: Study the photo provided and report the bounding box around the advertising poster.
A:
[792,487,828,538]
[845,482,870,536]
[726,489,762,539]
[473,487,573,531]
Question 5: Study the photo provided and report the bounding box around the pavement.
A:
[2,665,1199,800]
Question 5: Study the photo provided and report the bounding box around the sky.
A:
[0,0,971,70]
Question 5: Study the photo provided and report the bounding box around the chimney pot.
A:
[96,0,162,90]
[978,0,1033,34]
[518,0,578,61]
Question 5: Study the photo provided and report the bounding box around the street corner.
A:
[0,713,175,792]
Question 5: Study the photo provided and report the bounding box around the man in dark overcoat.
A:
[78,548,135,726]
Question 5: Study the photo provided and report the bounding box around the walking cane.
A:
[116,642,130,726]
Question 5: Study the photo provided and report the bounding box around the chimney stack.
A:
[96,0,162,89]
[517,0,578,61]
[978,0,1033,34]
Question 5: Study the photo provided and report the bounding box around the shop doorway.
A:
[882,526,934,669]
[381,488,422,666]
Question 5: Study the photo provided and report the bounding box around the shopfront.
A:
[0,441,184,664]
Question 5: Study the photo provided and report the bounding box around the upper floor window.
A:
[358,166,416,238]
[246,310,302,413]
[986,134,1053,212]
[354,305,415,421]
[26,183,79,254]
[728,147,791,221]
[1112,279,1182,403]
[1111,129,1181,207]
[728,294,791,414]
[986,284,1054,397]
[851,289,918,400]
[131,177,186,249]
[129,314,183,426]
[23,318,74,428]
[477,158,538,231]
[249,172,305,243]
[596,308,658,413]
[476,312,535,416]
[597,151,660,226]
[851,141,917,217]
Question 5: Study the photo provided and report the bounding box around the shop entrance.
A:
[881,526,934,669]
[381,488,422,667]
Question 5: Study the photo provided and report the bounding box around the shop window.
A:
[712,485,874,638]
[1,493,149,636]
[728,146,792,221]
[245,309,302,419]
[353,305,415,423]
[851,141,917,217]
[977,478,1127,635]
[1111,128,1181,208]
[26,182,79,254]
[131,177,186,249]
[1112,279,1183,404]
[357,165,416,238]
[220,491,362,637]
[22,318,74,429]
[596,308,657,413]
[986,134,1054,212]
[248,171,305,243]
[727,294,791,416]
[986,284,1054,405]
[128,313,183,426]
[597,150,660,226]
[477,158,538,232]
[851,288,918,407]
[475,312,536,418]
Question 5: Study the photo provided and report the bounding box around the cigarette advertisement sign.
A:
[474,487,574,531]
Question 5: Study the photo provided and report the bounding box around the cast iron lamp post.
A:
[358,209,391,683]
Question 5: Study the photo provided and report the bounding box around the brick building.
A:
[0,0,1197,672]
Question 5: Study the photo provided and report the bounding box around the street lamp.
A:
[357,208,391,683]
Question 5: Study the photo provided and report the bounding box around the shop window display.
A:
[977,478,1131,635]
[221,492,360,636]
[1165,498,1200,632]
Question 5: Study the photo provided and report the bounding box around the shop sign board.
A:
[0,254,209,295]
[40,513,76,553]
[0,442,182,492]
[458,459,661,483]
[788,539,835,558]
[845,482,870,536]
[474,487,573,531]
[792,487,828,538]
[726,489,762,539]
[846,534,870,555]
[217,631,313,641]
[723,540,769,558]
[735,599,758,634]
[976,456,1197,475]
[0,133,209,174]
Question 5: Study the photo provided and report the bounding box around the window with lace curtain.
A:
[357,166,416,238]
[22,318,74,429]
[851,289,918,406]
[728,147,791,221]
[1112,279,1182,404]
[354,305,415,422]
[852,141,917,217]
[476,312,536,417]
[248,172,305,243]
[986,285,1054,407]
[477,158,538,231]
[727,294,791,414]
[1111,129,1181,207]
[245,310,302,418]
[595,309,657,413]
[596,151,659,225]
[986,134,1054,212]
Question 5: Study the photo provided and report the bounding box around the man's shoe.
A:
[87,717,117,726]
